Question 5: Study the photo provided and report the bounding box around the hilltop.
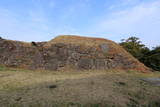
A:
[0,35,149,72]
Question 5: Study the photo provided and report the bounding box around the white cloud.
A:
[0,8,52,42]
[92,1,160,47]
[0,0,160,48]
[0,7,80,42]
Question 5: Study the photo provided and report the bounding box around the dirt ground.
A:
[0,69,160,107]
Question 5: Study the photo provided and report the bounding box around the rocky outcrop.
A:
[0,35,150,72]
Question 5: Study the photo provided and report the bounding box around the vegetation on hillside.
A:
[120,37,160,71]
[142,46,160,71]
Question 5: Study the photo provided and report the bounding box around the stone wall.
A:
[0,36,150,72]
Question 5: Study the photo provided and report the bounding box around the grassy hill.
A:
[0,66,160,107]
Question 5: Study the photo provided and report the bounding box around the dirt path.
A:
[140,78,160,86]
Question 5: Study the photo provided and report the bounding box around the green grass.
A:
[0,65,32,72]
[0,65,8,71]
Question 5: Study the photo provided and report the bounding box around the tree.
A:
[143,46,160,71]
[120,37,150,61]
[120,37,160,71]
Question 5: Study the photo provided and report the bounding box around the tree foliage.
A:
[120,37,160,71]
[120,37,150,61]
[142,46,160,71]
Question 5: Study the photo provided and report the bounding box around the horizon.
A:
[0,0,160,48]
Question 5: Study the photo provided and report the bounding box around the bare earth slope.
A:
[0,35,149,72]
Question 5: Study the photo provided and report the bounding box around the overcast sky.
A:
[0,0,160,47]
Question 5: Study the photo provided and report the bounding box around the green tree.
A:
[120,37,150,61]
[120,37,160,71]
[143,46,160,71]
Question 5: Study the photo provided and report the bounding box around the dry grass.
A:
[44,35,149,72]
[46,35,114,46]
[3,39,32,47]
[45,35,126,51]
[45,35,126,54]
[0,68,160,107]
[0,70,107,91]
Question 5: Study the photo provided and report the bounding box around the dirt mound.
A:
[0,35,150,72]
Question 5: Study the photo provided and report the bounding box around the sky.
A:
[0,0,160,47]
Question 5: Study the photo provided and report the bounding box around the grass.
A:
[5,39,32,47]
[0,65,30,72]
[0,65,7,71]
[45,35,131,57]
[0,68,160,107]
[44,35,128,56]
